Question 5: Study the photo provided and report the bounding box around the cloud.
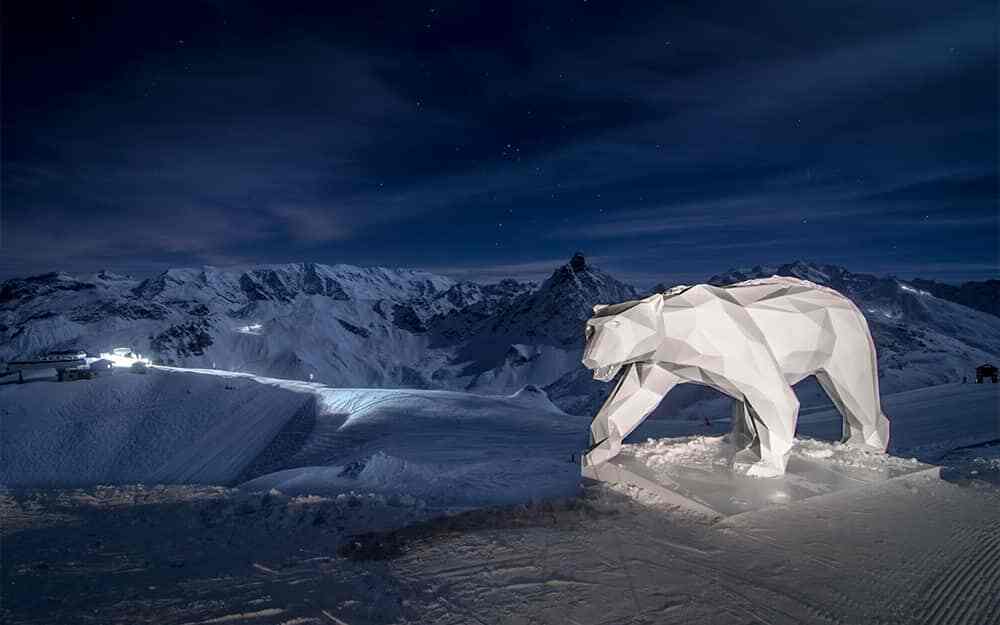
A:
[1,2,994,282]
[550,167,997,243]
[270,205,353,242]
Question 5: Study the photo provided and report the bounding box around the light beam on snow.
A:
[99,347,151,368]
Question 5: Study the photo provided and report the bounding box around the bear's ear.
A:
[593,304,608,314]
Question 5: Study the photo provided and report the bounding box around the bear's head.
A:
[582,292,664,381]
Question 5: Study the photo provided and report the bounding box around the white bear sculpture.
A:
[581,276,890,477]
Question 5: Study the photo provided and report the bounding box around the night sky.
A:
[2,1,996,286]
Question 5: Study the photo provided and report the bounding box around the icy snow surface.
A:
[597,382,999,515]
[609,435,932,516]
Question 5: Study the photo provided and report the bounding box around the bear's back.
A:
[720,275,850,306]
[710,277,866,384]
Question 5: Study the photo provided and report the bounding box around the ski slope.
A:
[2,368,999,625]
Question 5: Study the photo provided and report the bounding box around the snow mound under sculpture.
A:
[581,276,890,478]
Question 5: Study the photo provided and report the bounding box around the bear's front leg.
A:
[583,363,679,467]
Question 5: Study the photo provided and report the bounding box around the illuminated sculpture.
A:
[582,277,890,477]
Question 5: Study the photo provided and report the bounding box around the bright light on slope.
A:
[235,323,263,335]
[866,308,898,320]
[899,283,930,296]
[99,348,151,368]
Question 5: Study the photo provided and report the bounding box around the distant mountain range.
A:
[905,278,999,318]
[2,256,998,417]
[705,262,999,318]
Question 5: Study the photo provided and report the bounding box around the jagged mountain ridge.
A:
[2,258,998,417]
[1,263,467,387]
[478,254,637,347]
[438,253,637,393]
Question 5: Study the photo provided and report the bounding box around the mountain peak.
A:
[486,256,637,347]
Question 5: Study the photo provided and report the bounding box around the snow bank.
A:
[0,370,313,487]
[243,383,587,505]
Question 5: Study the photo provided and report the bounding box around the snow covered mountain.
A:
[0,254,631,399]
[0,263,465,387]
[907,277,999,318]
[2,257,998,418]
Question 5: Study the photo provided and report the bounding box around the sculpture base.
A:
[583,435,936,518]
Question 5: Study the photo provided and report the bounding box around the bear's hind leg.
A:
[815,369,889,452]
[729,400,759,453]
[731,384,800,478]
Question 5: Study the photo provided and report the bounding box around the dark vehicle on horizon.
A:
[975,364,998,383]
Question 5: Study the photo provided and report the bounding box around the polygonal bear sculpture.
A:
[581,276,890,478]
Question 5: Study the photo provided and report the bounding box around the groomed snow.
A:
[4,455,1000,625]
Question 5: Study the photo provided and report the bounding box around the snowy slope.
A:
[0,371,313,487]
[241,382,586,505]
[0,368,588,506]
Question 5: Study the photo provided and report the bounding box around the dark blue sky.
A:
[2,1,996,286]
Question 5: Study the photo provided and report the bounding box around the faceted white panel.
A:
[582,276,890,478]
